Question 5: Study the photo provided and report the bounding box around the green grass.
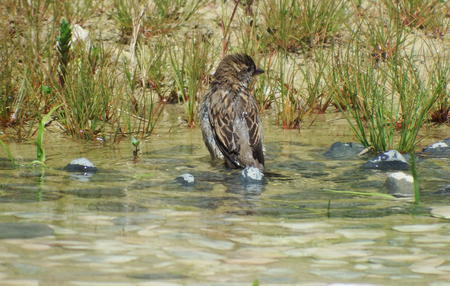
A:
[259,0,347,52]
[170,33,213,127]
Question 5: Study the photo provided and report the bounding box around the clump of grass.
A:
[330,45,396,151]
[254,53,276,111]
[259,0,347,52]
[382,0,449,36]
[0,139,16,166]
[169,33,213,127]
[273,53,302,129]
[56,42,122,140]
[120,43,165,139]
[389,50,449,152]
[354,9,407,64]
[330,39,448,153]
[112,0,205,42]
[300,50,334,113]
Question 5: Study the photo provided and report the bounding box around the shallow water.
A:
[0,109,449,286]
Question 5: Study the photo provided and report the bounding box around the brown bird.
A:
[199,54,265,170]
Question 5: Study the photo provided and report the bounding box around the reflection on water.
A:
[0,111,449,285]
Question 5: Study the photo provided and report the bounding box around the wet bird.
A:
[199,54,265,170]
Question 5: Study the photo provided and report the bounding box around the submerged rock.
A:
[362,150,409,170]
[324,142,366,159]
[385,172,414,197]
[422,138,450,158]
[64,158,97,173]
[176,173,195,186]
[241,167,264,184]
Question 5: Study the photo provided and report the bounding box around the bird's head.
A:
[214,54,264,87]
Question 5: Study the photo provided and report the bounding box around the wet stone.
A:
[88,201,148,213]
[362,150,409,170]
[241,167,264,184]
[64,157,97,173]
[175,173,195,186]
[385,172,414,197]
[0,223,54,239]
[324,142,366,159]
[422,138,450,158]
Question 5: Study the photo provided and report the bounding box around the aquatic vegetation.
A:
[330,39,448,153]
[34,105,60,166]
[170,33,213,127]
[273,53,302,129]
[0,139,15,166]
[259,0,347,52]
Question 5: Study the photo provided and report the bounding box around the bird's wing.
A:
[208,89,239,167]
[208,88,264,168]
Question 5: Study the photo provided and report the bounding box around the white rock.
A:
[241,166,264,182]
[385,172,414,197]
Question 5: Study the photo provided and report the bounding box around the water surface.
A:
[0,110,449,286]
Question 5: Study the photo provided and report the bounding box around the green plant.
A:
[57,43,122,140]
[354,9,407,64]
[382,0,449,36]
[57,18,72,87]
[169,33,212,127]
[273,53,302,129]
[330,45,396,151]
[131,136,140,159]
[300,50,333,113]
[389,50,449,152]
[34,105,61,166]
[0,139,16,166]
[112,0,205,42]
[260,0,347,52]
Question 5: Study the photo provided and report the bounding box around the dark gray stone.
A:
[385,172,414,197]
[176,173,195,186]
[324,142,366,159]
[362,150,409,170]
[64,157,97,173]
[422,138,450,158]
[0,223,54,239]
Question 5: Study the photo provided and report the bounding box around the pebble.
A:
[64,157,97,173]
[384,172,414,197]
[175,173,195,186]
[240,166,264,183]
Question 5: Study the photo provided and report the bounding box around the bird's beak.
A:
[254,68,264,75]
